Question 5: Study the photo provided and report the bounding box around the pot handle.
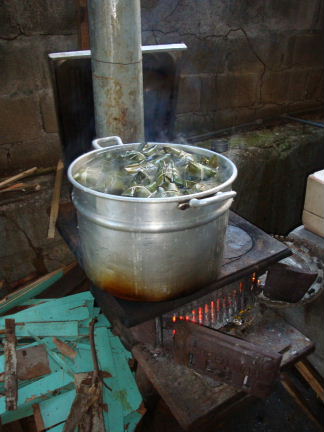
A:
[187,190,237,208]
[92,136,124,149]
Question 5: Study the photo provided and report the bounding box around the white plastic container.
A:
[302,169,324,238]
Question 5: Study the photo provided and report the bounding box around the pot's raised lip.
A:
[67,142,238,203]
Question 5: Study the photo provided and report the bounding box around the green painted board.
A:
[0,370,74,415]
[108,333,143,415]
[1,321,80,338]
[124,411,144,432]
[39,389,76,429]
[95,326,124,432]
[0,292,94,327]
[1,403,34,425]
[0,269,65,315]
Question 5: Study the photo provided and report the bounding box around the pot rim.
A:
[67,142,238,203]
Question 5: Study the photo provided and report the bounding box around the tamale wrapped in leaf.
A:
[73,144,224,198]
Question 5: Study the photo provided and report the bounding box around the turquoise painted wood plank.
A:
[95,327,124,432]
[110,332,132,361]
[2,321,80,338]
[108,334,143,415]
[39,389,76,429]
[96,313,112,328]
[124,411,144,432]
[1,403,33,424]
[0,292,93,326]
[103,383,124,432]
[39,338,94,374]
[0,370,74,415]
[0,267,67,315]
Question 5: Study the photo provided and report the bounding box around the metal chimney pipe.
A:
[88,0,144,142]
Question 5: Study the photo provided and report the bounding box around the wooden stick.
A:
[48,159,64,239]
[0,167,37,189]
[33,404,46,432]
[295,360,324,402]
[280,372,323,430]
[0,183,41,193]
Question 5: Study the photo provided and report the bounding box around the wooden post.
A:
[4,319,18,411]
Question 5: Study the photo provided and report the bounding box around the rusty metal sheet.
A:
[263,262,317,303]
[16,345,51,381]
[174,321,282,399]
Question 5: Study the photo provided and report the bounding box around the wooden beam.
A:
[295,360,324,402]
[280,372,323,431]
[33,404,46,432]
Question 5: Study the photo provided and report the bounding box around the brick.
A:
[0,134,62,174]
[234,107,257,125]
[287,69,309,102]
[0,193,74,282]
[264,0,321,31]
[305,69,324,100]
[0,252,38,283]
[261,71,290,104]
[176,75,201,114]
[225,35,264,73]
[142,0,228,38]
[292,33,324,67]
[225,0,265,30]
[175,113,215,136]
[255,104,285,120]
[0,35,78,95]
[0,0,19,39]
[0,39,40,95]
[286,100,323,113]
[40,92,58,133]
[180,36,227,74]
[34,35,79,90]
[213,110,237,129]
[0,95,41,144]
[259,33,295,70]
[262,69,313,105]
[200,75,217,112]
[216,73,259,109]
[16,0,78,35]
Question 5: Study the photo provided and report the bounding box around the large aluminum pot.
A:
[68,141,237,301]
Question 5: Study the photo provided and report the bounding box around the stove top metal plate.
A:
[57,203,291,327]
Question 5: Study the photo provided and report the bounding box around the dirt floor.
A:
[138,370,323,432]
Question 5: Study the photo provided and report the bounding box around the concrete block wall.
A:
[142,0,324,136]
[0,0,79,174]
[1,0,323,173]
